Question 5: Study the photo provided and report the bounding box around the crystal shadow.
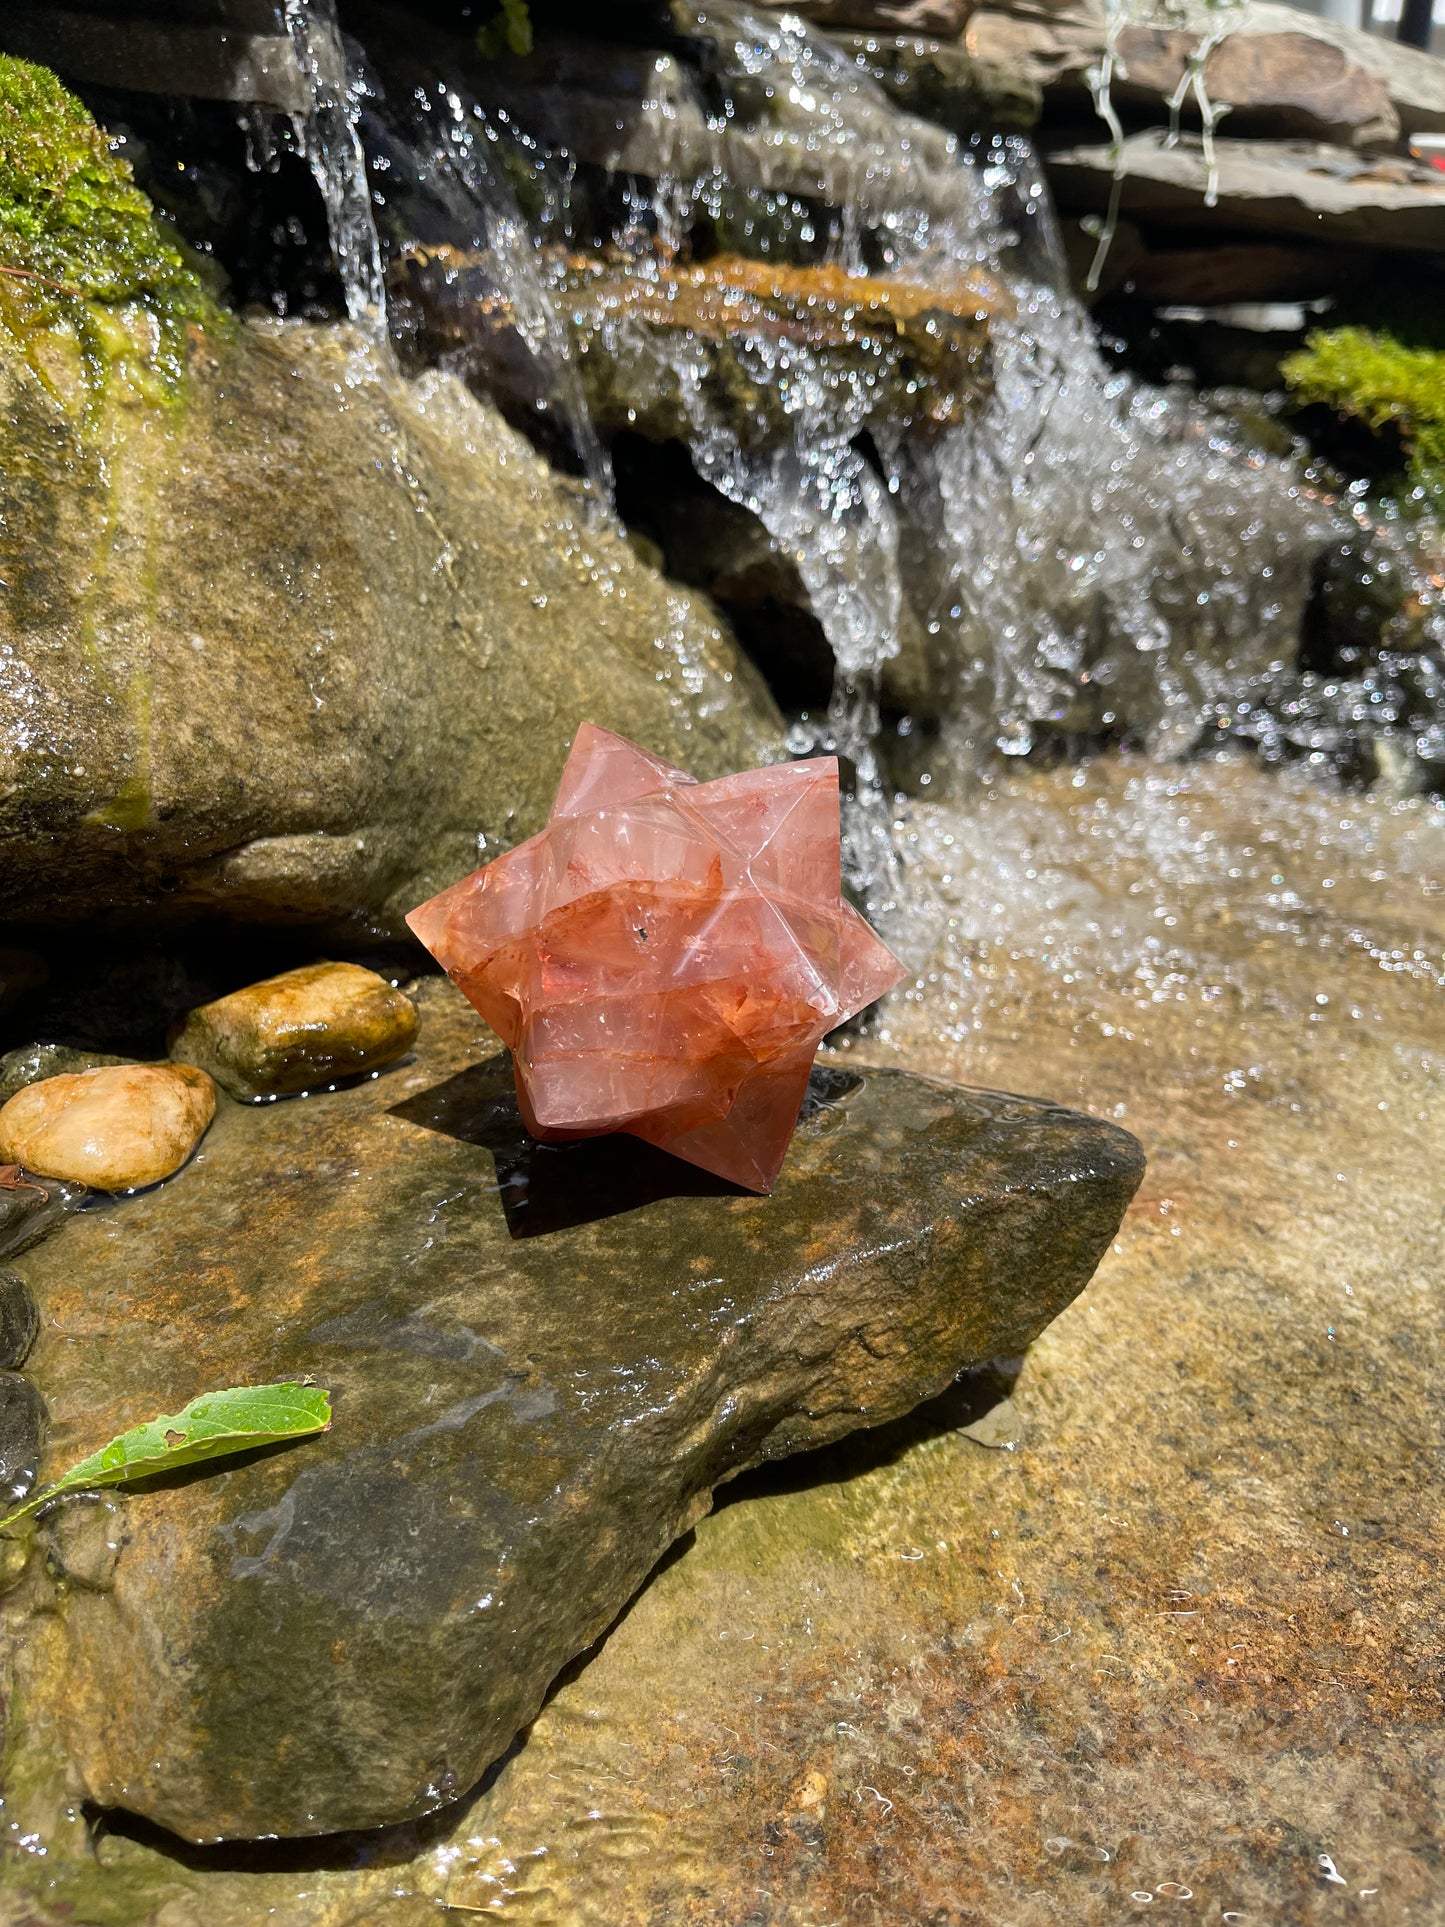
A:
[389,1050,864,1238]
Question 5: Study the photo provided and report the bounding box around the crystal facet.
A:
[406,724,906,1191]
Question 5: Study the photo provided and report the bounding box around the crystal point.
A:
[407,726,905,1191]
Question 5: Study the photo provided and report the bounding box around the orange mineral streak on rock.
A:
[407,725,906,1192]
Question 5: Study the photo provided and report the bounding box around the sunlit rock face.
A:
[407,725,905,1192]
[0,319,784,936]
[8,977,1140,1842]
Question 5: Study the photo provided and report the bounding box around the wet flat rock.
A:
[14,982,1141,1844]
[1045,129,1445,253]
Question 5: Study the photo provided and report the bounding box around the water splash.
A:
[283,0,385,328]
[692,424,905,907]
[888,287,1345,767]
[385,85,615,505]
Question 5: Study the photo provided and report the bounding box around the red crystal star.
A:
[407,724,906,1191]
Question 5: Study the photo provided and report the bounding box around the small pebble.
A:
[0,1268,39,1369]
[0,1063,216,1191]
[169,961,419,1100]
[0,1370,47,1509]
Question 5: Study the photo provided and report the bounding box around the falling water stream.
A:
[282,0,386,326]
[316,0,1442,926]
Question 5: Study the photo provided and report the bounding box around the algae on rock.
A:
[0,53,222,402]
[1284,326,1445,511]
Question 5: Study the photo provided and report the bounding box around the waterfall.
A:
[889,288,1343,766]
[386,86,615,507]
[283,0,386,328]
[341,0,1443,857]
[687,406,905,907]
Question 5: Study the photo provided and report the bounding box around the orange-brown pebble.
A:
[0,1063,216,1191]
[169,961,419,1100]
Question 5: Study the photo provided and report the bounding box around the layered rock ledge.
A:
[12,980,1142,1843]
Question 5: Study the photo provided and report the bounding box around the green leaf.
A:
[0,1381,331,1531]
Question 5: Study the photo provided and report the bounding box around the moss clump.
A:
[0,53,222,400]
[1282,326,1445,512]
[476,0,533,58]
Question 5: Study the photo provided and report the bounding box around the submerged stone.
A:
[0,1267,38,1369]
[0,1178,88,1264]
[170,962,420,1101]
[14,979,1142,1842]
[0,1369,46,1510]
[391,244,999,452]
[0,1063,216,1191]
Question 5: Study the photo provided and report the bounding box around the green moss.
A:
[1282,326,1445,512]
[0,53,223,402]
[476,0,533,58]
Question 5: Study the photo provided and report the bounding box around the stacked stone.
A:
[754,0,1445,307]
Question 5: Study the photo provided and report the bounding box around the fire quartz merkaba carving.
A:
[406,724,907,1192]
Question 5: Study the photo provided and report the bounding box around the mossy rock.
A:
[0,53,222,400]
[1282,326,1445,510]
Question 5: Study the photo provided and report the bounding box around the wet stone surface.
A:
[4,979,1140,1844]
[0,1178,87,1264]
[0,1370,46,1510]
[0,757,1433,1927]
[0,1268,38,1370]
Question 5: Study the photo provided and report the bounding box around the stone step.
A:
[1046,129,1445,256]
[0,4,318,111]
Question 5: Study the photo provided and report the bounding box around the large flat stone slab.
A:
[970,0,1445,139]
[1157,1,1445,139]
[1046,130,1445,255]
[12,981,1140,1843]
